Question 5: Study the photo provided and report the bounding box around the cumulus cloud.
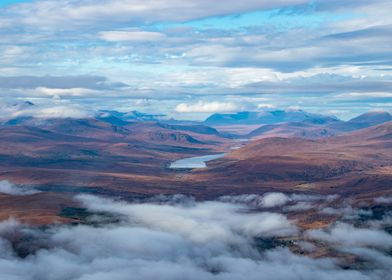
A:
[0,194,390,279]
[0,180,40,196]
[175,101,239,113]
[260,193,291,208]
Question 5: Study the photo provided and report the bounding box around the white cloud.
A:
[337,92,392,98]
[0,100,92,120]
[77,194,297,242]
[261,193,291,208]
[0,194,390,279]
[219,193,338,210]
[257,103,276,109]
[374,196,392,204]
[285,201,314,211]
[307,222,392,250]
[99,30,166,42]
[0,180,40,196]
[319,205,372,220]
[175,101,239,113]
[30,105,91,119]
[32,87,97,97]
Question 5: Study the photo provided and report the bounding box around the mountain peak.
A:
[349,111,392,125]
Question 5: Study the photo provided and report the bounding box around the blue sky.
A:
[0,0,390,120]
[0,0,30,7]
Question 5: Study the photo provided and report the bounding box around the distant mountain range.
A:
[248,111,392,139]
[98,110,168,122]
[1,103,391,140]
[204,109,339,125]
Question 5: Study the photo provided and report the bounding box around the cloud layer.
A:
[0,193,391,279]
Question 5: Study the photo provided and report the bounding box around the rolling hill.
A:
[189,121,392,198]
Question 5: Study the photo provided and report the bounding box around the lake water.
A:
[169,153,225,169]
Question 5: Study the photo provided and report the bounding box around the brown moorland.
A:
[0,118,391,226]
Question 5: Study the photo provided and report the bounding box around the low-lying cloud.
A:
[219,193,291,208]
[307,222,392,250]
[77,194,297,242]
[0,180,40,196]
[219,192,338,210]
[0,100,92,120]
[374,196,392,204]
[0,194,391,279]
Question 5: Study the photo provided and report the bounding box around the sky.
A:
[0,0,391,120]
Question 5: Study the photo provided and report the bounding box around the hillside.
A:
[189,121,392,198]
